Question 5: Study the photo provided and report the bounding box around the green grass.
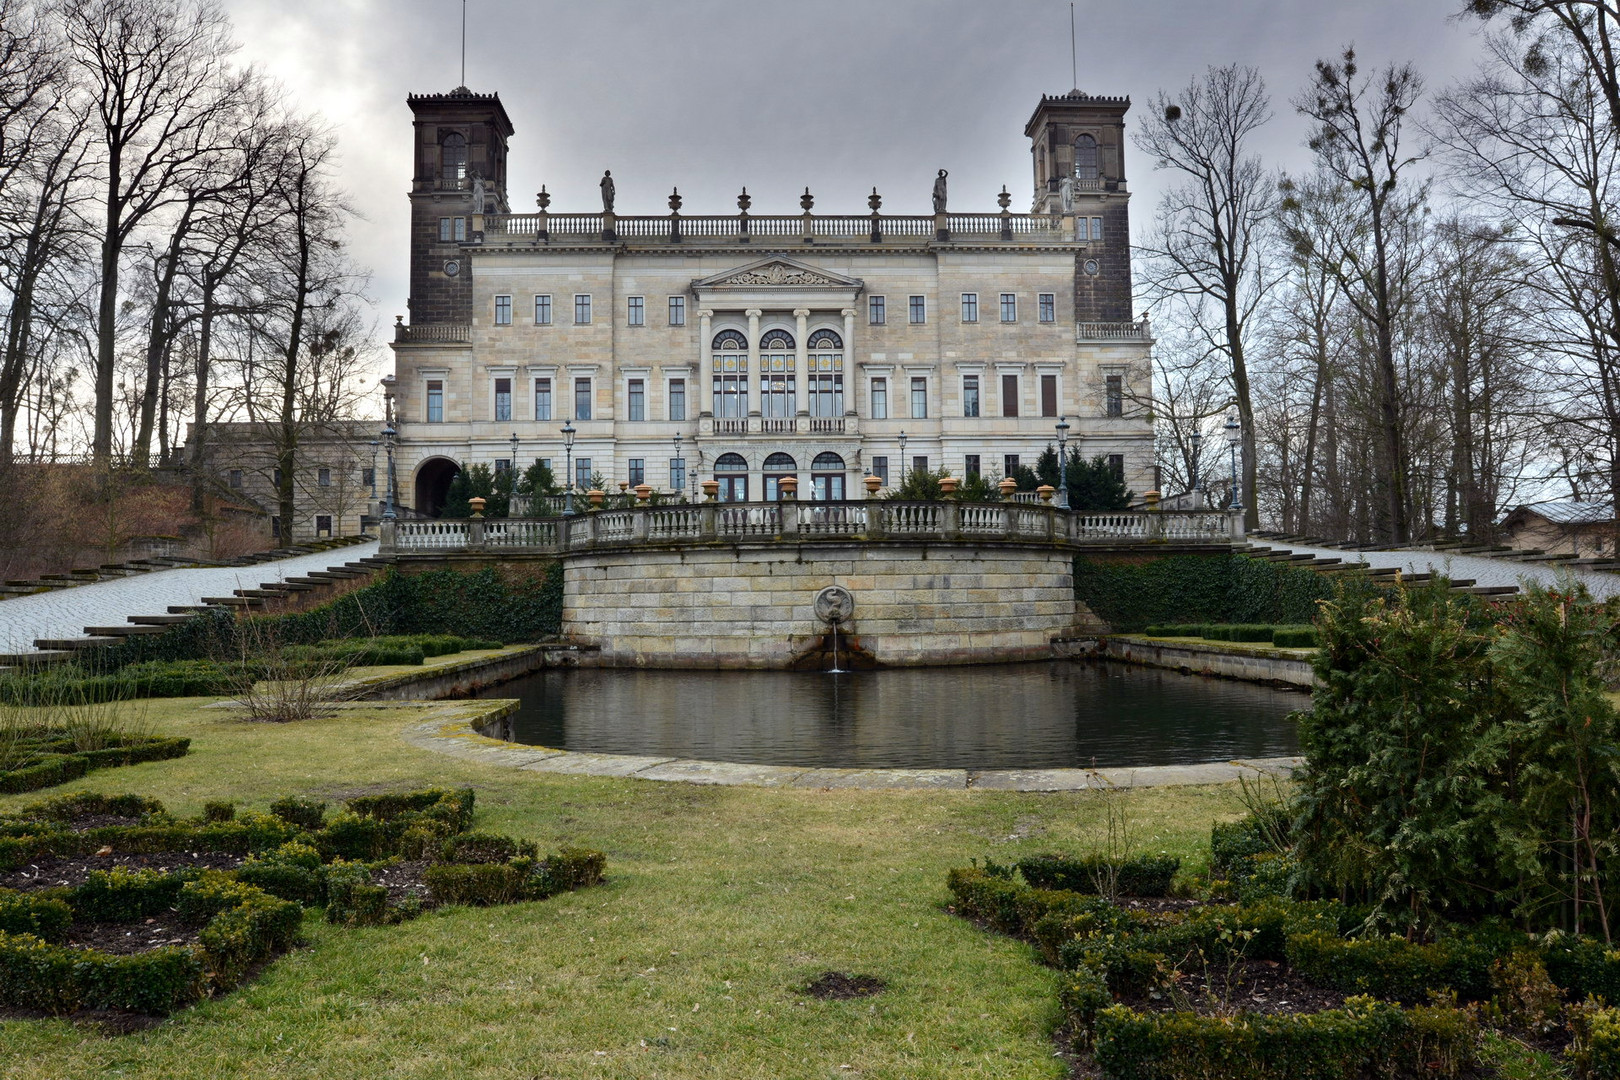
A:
[0,693,1248,1079]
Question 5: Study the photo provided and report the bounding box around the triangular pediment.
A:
[692,255,864,290]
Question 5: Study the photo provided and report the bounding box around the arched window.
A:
[764,452,797,470]
[811,452,846,501]
[714,453,748,471]
[763,452,797,501]
[760,330,796,418]
[807,329,844,418]
[441,133,468,183]
[1074,134,1099,181]
[713,451,748,502]
[712,329,749,418]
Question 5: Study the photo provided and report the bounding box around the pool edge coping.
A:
[398,701,1303,791]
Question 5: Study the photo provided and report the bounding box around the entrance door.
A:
[718,475,749,502]
[813,474,845,501]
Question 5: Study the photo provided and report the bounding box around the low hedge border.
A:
[0,736,190,795]
[1016,854,1181,898]
[1137,624,1320,648]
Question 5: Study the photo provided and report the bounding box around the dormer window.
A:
[441,132,467,182]
[1074,133,1099,181]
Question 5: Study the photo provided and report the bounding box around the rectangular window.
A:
[574,377,592,420]
[438,217,452,241]
[1108,453,1124,481]
[494,458,511,474]
[426,379,444,423]
[273,468,282,488]
[361,467,375,487]
[533,377,552,420]
[575,458,592,491]
[870,378,887,419]
[1000,293,1017,323]
[964,454,981,478]
[869,295,886,325]
[453,217,467,242]
[910,376,927,419]
[668,296,686,326]
[1004,454,1020,478]
[1039,293,1056,323]
[1001,374,1019,418]
[872,456,889,485]
[627,296,644,326]
[494,295,512,326]
[534,295,552,325]
[1106,374,1123,417]
[494,377,512,420]
[1091,217,1103,242]
[912,455,928,476]
[574,294,591,324]
[668,378,686,421]
[963,375,980,418]
[1076,217,1089,241]
[228,469,242,489]
[909,295,926,324]
[628,458,645,486]
[1041,374,1058,418]
[628,378,645,421]
[317,467,331,487]
[961,293,978,323]
[670,457,686,493]
[315,515,332,537]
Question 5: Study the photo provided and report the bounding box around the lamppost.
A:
[381,424,397,521]
[897,429,908,489]
[1189,429,1203,506]
[367,439,379,500]
[1224,414,1242,511]
[509,431,520,514]
[561,419,577,516]
[671,433,683,500]
[1055,416,1070,509]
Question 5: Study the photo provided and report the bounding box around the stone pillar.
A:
[1229,509,1245,543]
[794,308,810,405]
[632,506,650,543]
[700,502,718,540]
[379,519,398,553]
[780,500,799,539]
[942,500,960,540]
[468,518,486,550]
[746,308,762,418]
[698,308,714,416]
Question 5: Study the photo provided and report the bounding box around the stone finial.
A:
[535,186,550,210]
[701,479,719,501]
[779,476,799,499]
[868,187,882,212]
[1144,490,1161,509]
[800,187,814,212]
[468,496,487,519]
[998,477,1018,501]
[669,187,683,213]
[634,483,653,502]
[588,488,606,508]
[939,475,960,498]
[618,481,629,493]
[395,314,403,324]
[998,186,1012,210]
[1037,484,1056,503]
[864,474,883,497]
[738,187,751,213]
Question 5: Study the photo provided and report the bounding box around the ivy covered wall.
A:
[1073,552,1358,631]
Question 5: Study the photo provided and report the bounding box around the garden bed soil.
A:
[66,911,199,955]
[1122,957,1347,1016]
[802,972,886,1000]
[371,859,432,906]
[0,851,242,892]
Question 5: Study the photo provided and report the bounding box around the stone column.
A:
[746,308,762,419]
[794,308,810,416]
[841,307,857,420]
[698,308,714,416]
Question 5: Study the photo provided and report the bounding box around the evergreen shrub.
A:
[1016,854,1180,897]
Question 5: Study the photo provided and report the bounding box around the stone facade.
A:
[561,541,1102,668]
[389,85,1156,517]
[184,420,381,540]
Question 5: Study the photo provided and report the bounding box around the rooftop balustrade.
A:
[470,210,1080,248]
[378,501,1242,555]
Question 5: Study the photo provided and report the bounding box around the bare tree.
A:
[1135,64,1276,531]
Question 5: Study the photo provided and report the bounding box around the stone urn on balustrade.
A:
[634,484,653,502]
[587,488,605,509]
[702,479,719,501]
[1036,485,1055,503]
[939,475,960,499]
[864,475,883,498]
[468,496,487,518]
[998,477,1018,501]
[779,476,799,500]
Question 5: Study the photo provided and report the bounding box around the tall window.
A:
[494,377,512,421]
[1077,217,1090,241]
[361,467,375,487]
[574,294,591,324]
[627,378,645,421]
[317,467,331,487]
[533,377,552,420]
[871,455,889,486]
[316,515,332,537]
[574,377,592,420]
[912,455,928,477]
[711,329,748,417]
[439,217,457,241]
[1000,294,1017,323]
[494,458,511,474]
[228,469,242,489]
[1091,216,1103,241]
[575,458,592,491]
[870,377,887,419]
[535,295,553,325]
[963,375,980,417]
[668,296,686,326]
[426,380,444,423]
[440,132,467,182]
[961,293,978,323]
[1001,374,1019,418]
[908,295,926,324]
[807,329,844,417]
[1106,374,1124,416]
[910,376,927,419]
[964,454,981,478]
[670,457,686,493]
[668,378,686,421]
[1004,454,1020,477]
[627,296,644,326]
[763,452,797,501]
[1108,454,1124,481]
[869,295,886,325]
[1074,133,1099,181]
[760,329,796,418]
[494,295,512,326]
[1041,374,1058,418]
[628,458,645,486]
[1039,293,1056,323]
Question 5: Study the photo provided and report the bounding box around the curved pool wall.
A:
[477,660,1304,771]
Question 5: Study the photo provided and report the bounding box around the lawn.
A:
[0,693,1250,1080]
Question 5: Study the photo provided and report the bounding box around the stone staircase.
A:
[1241,533,1532,599]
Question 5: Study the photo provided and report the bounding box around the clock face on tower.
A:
[443,260,460,277]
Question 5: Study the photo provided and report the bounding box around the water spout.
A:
[828,622,845,675]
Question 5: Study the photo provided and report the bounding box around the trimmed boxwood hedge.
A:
[1074,553,1369,632]
[0,735,190,795]
[1016,854,1180,898]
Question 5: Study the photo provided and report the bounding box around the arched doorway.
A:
[812,452,846,501]
[414,457,461,517]
[714,452,748,502]
[763,452,797,501]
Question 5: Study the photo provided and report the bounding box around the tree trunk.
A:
[93,157,122,469]
[133,200,194,468]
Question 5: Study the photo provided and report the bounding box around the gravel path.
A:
[1255,541,1620,600]
[0,542,380,652]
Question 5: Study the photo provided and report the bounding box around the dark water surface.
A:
[477,661,1305,770]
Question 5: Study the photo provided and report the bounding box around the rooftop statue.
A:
[600,170,615,214]
[932,169,948,214]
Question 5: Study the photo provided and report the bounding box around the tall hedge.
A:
[1072,553,1355,631]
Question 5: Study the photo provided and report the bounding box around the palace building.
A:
[387,85,1155,514]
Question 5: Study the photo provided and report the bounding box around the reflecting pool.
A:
[477,660,1305,770]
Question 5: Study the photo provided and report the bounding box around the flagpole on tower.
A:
[1069,2,1077,89]
[460,0,467,87]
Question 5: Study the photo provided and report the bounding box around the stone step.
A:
[84,624,168,637]
[34,637,123,650]
[265,581,317,592]
[167,605,214,614]
[201,596,264,608]
[0,650,76,667]
[128,614,197,626]
[232,588,289,599]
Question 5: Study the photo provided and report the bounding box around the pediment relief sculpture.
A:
[712,262,844,287]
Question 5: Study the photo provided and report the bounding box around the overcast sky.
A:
[220,0,1491,349]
